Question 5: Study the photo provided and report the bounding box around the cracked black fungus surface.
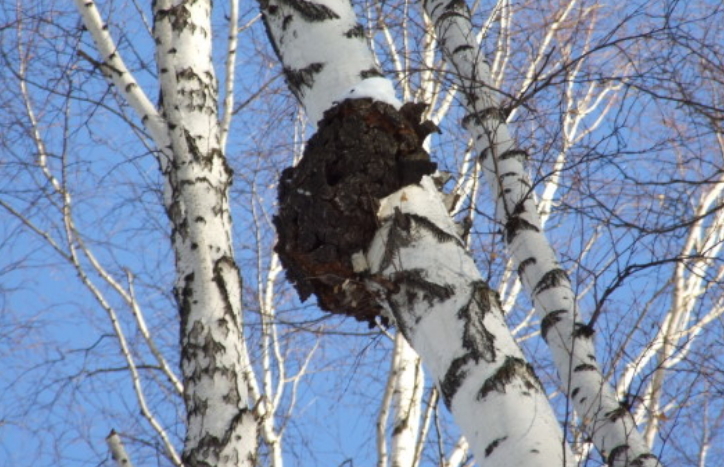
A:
[273,98,438,323]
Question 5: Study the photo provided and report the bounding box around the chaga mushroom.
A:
[273,98,439,323]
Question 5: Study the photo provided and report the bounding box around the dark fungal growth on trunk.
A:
[274,98,439,323]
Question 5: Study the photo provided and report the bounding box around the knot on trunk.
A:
[273,98,439,323]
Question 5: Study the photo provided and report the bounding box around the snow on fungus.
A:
[337,77,403,109]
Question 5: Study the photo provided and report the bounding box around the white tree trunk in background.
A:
[75,1,260,465]
[261,0,572,464]
[421,0,661,465]
[389,335,423,467]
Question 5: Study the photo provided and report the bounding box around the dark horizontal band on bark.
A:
[275,0,340,22]
[607,444,630,467]
[344,23,364,38]
[574,363,597,372]
[462,107,506,128]
[391,268,455,306]
[540,309,566,342]
[434,9,469,29]
[504,214,540,244]
[360,67,384,79]
[284,62,324,97]
[533,268,569,295]
[606,405,631,422]
[452,44,474,56]
[477,356,540,400]
[517,257,536,277]
[573,322,596,338]
[485,436,508,458]
[499,149,528,161]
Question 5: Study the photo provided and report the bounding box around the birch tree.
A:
[1,0,723,466]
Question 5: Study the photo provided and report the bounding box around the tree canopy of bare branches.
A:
[1,0,723,466]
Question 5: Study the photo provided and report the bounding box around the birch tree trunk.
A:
[420,0,661,465]
[74,1,260,465]
[261,0,571,464]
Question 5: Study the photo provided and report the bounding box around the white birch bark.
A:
[106,430,134,467]
[260,0,387,124]
[261,0,572,464]
[420,0,661,465]
[389,334,424,467]
[153,2,258,465]
[74,1,260,465]
[367,178,572,466]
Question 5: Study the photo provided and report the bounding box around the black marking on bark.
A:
[283,62,324,100]
[518,257,536,278]
[278,0,340,21]
[156,4,193,31]
[479,148,491,162]
[504,214,539,244]
[512,198,528,216]
[571,387,580,399]
[607,445,631,467]
[212,257,239,309]
[540,310,566,342]
[444,0,467,10]
[393,207,413,232]
[493,290,504,313]
[452,44,474,55]
[435,9,468,27]
[407,213,462,246]
[574,363,597,372]
[500,149,529,161]
[440,355,468,408]
[391,269,454,306]
[606,404,630,422]
[485,437,508,457]
[457,281,497,363]
[344,23,364,38]
[274,99,438,323]
[461,107,506,128]
[533,268,569,295]
[183,406,259,467]
[478,356,542,400]
[573,322,595,338]
[437,284,500,409]
[282,14,293,30]
[177,272,195,335]
[631,453,660,466]
[378,218,414,273]
[360,67,384,79]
